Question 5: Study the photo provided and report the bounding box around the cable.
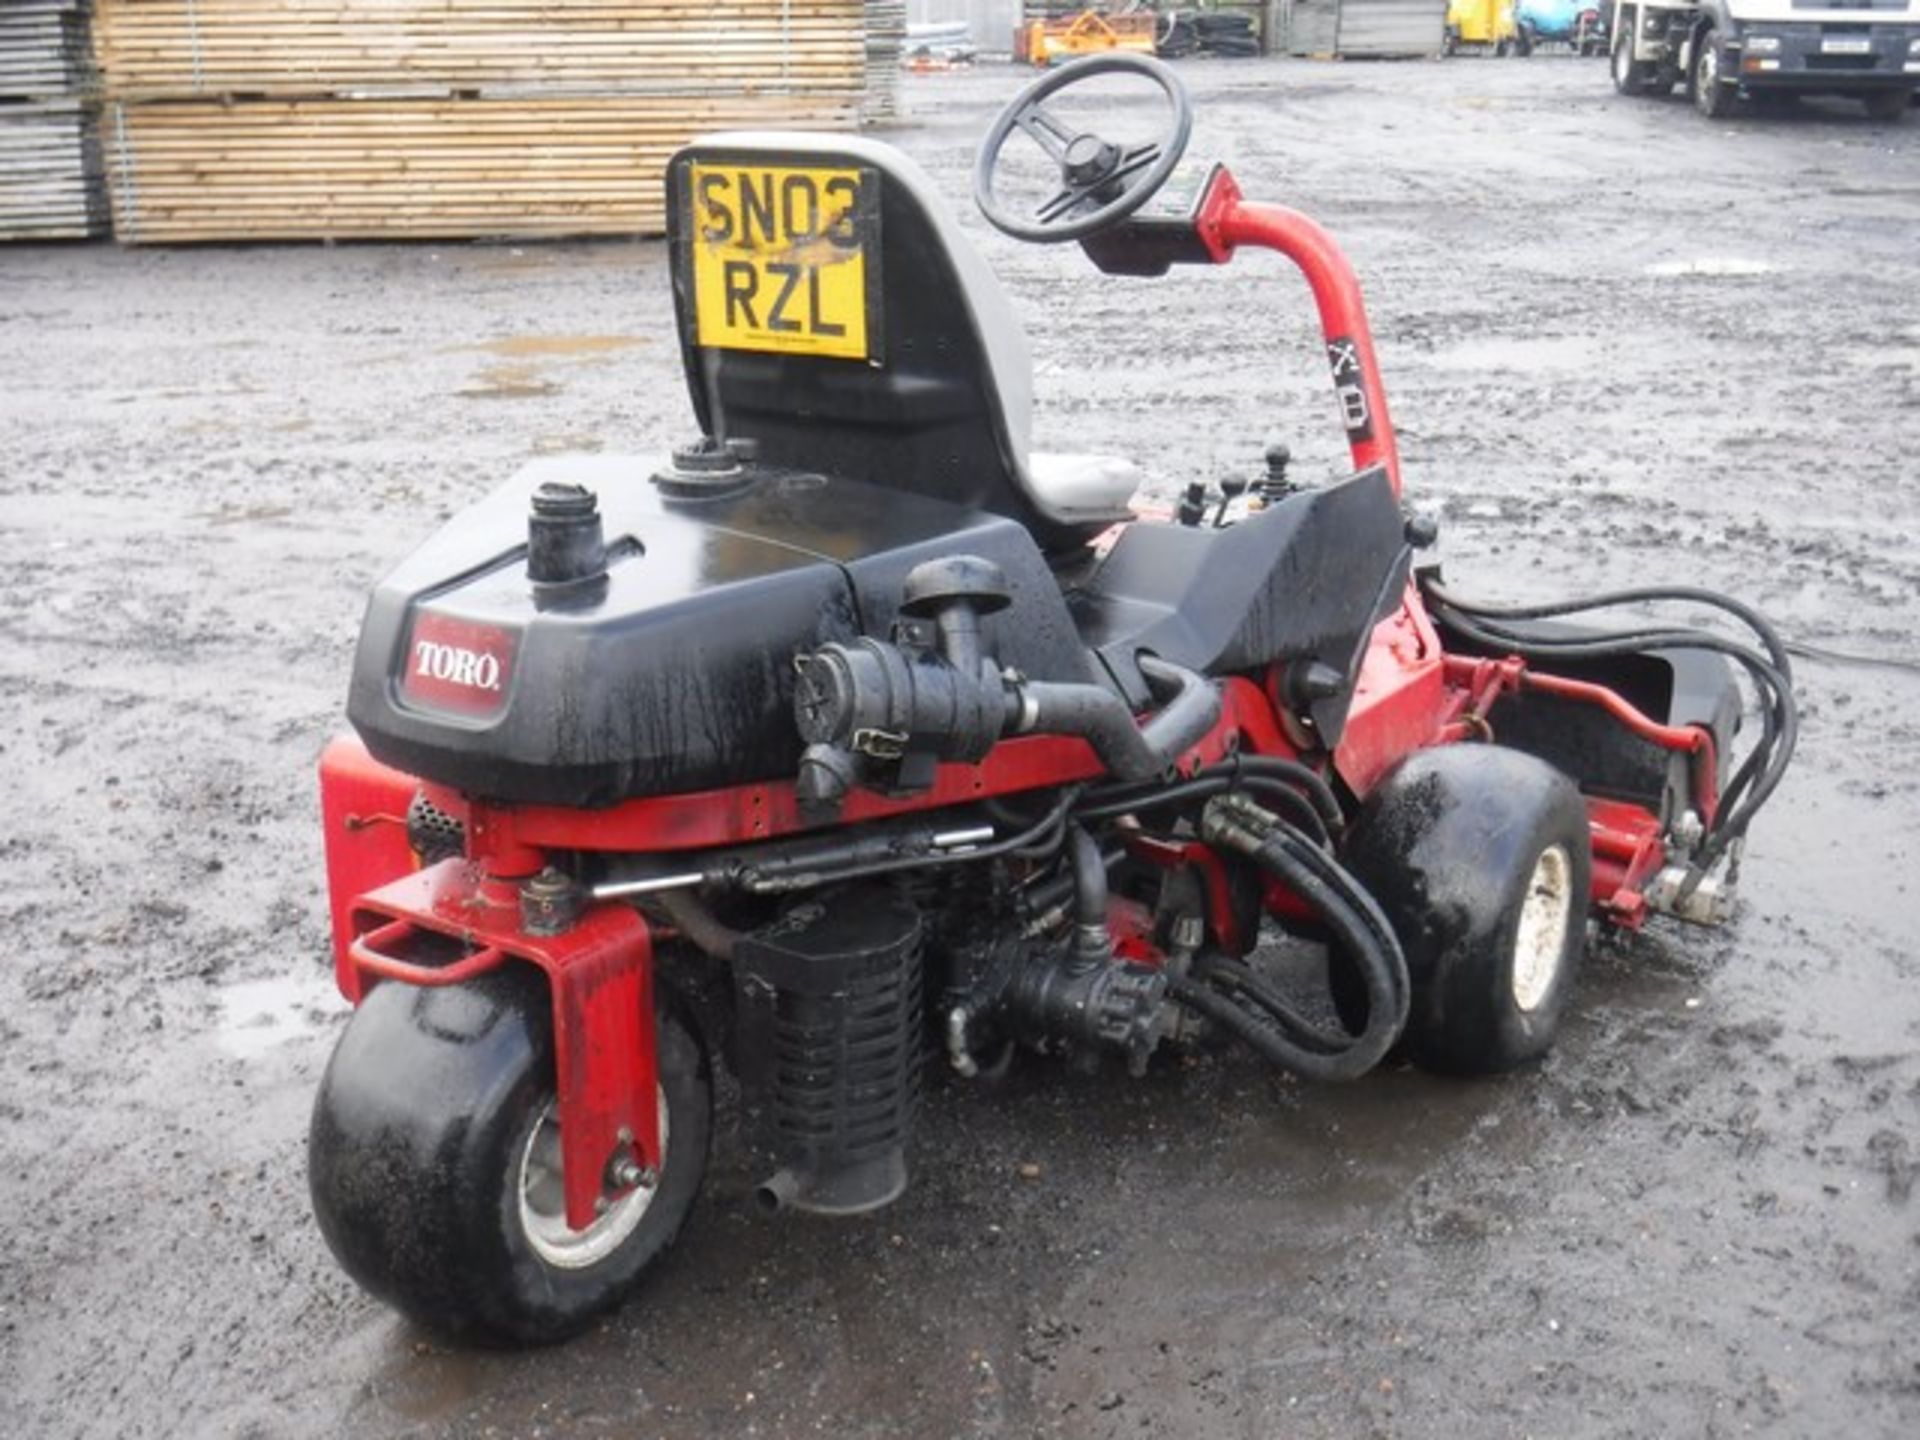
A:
[1076,755,1342,843]
[1423,578,1798,889]
[1423,578,1793,683]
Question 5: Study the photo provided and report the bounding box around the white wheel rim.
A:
[517,1090,668,1270]
[1613,39,1629,85]
[1511,844,1573,1013]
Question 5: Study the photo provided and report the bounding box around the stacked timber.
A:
[1,0,107,240]
[863,0,904,122]
[90,1,868,243]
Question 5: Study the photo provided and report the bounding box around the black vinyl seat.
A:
[667,132,1140,554]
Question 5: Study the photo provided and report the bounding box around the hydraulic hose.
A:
[1170,800,1409,1082]
[1424,583,1797,881]
[1065,824,1109,932]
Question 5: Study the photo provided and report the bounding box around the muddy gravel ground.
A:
[4,55,1920,1440]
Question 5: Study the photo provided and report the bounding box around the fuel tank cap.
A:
[653,435,760,498]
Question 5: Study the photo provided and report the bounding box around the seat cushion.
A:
[1025,452,1141,523]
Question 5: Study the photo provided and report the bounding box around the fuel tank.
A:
[346,453,1099,807]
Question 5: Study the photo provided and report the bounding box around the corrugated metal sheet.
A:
[1286,0,1341,55]
[1336,0,1446,55]
[907,0,1021,50]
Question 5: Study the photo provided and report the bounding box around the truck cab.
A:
[1610,0,1920,118]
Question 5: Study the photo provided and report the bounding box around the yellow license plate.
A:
[688,163,877,362]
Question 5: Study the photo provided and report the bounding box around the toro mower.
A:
[308,56,1796,1344]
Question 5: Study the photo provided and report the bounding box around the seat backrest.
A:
[665,132,1104,552]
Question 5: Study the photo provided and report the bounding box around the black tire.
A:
[1611,30,1653,95]
[1690,27,1738,119]
[1515,24,1536,58]
[1862,88,1913,122]
[1339,746,1590,1076]
[309,966,711,1345]
[1443,25,1460,57]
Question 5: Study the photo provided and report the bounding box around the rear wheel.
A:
[1862,88,1913,122]
[1691,28,1738,119]
[1515,23,1536,57]
[1612,30,1654,95]
[309,968,711,1345]
[1340,746,1591,1076]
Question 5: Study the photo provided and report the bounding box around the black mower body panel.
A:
[347,455,1100,807]
[1070,465,1410,728]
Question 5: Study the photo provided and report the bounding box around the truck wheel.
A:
[1862,88,1913,122]
[1690,29,1738,119]
[1340,746,1591,1076]
[1515,24,1536,57]
[309,967,711,1345]
[1611,31,1653,95]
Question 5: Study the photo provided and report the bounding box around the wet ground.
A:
[4,54,1919,1440]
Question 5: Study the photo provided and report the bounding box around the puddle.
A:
[215,973,345,1059]
[1429,334,1598,374]
[195,502,294,526]
[1642,257,1776,278]
[457,363,560,400]
[448,334,646,361]
[530,432,605,455]
[448,334,647,400]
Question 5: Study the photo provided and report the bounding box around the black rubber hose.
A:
[1430,604,1796,874]
[1421,576,1799,867]
[1021,656,1220,783]
[1076,759,1339,843]
[1260,821,1410,1020]
[1137,656,1225,771]
[1023,843,1125,919]
[1167,819,1408,1082]
[1073,772,1330,845]
[1423,577,1794,684]
[1065,824,1108,931]
[1200,955,1354,1054]
[653,888,743,963]
[1226,756,1345,833]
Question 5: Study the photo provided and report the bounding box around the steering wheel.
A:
[973,53,1193,245]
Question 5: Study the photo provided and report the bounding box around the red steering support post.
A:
[1194,170,1403,495]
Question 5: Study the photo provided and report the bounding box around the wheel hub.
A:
[518,1090,669,1270]
[1511,844,1573,1013]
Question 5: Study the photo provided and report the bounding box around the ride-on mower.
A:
[308,56,1797,1344]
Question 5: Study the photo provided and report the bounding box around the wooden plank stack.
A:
[1,1,108,240]
[862,0,904,124]
[91,1,871,242]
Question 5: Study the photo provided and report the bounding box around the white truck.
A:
[1609,0,1920,119]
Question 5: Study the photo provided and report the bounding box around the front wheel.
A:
[309,968,711,1345]
[1690,28,1738,119]
[1340,746,1591,1076]
[1862,88,1913,122]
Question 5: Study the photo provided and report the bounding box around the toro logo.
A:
[399,612,517,719]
